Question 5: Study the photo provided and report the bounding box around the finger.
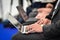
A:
[26,25,32,31]
[26,29,35,34]
[26,26,30,31]
[36,20,41,24]
[38,20,44,25]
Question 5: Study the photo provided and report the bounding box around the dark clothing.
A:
[12,32,45,40]
[43,1,60,40]
[43,20,60,40]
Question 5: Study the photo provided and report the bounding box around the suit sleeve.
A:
[43,20,60,38]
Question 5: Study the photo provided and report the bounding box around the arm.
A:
[26,20,60,38]
[43,20,60,38]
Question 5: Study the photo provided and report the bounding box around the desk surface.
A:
[0,23,18,40]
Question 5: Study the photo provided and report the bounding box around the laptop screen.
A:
[8,14,22,31]
[7,14,28,33]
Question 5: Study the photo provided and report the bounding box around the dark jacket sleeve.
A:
[43,20,60,38]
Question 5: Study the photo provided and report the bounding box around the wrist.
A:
[41,24,44,32]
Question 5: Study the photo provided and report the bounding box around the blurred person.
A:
[12,0,59,40]
[25,1,60,40]
[27,0,57,15]
[12,4,53,40]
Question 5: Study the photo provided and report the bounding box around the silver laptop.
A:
[8,14,28,34]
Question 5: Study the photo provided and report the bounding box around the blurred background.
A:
[0,0,57,40]
[0,0,19,40]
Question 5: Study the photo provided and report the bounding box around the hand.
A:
[46,3,53,8]
[37,8,52,13]
[36,8,52,19]
[36,18,51,25]
[36,19,44,25]
[26,23,43,34]
[43,18,51,25]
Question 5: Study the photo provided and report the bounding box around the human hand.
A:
[26,23,43,34]
[46,3,53,8]
[36,18,51,25]
[43,18,51,25]
[37,8,52,13]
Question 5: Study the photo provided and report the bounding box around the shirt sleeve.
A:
[43,20,60,38]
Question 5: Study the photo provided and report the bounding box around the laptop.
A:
[16,5,28,21]
[8,14,28,34]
